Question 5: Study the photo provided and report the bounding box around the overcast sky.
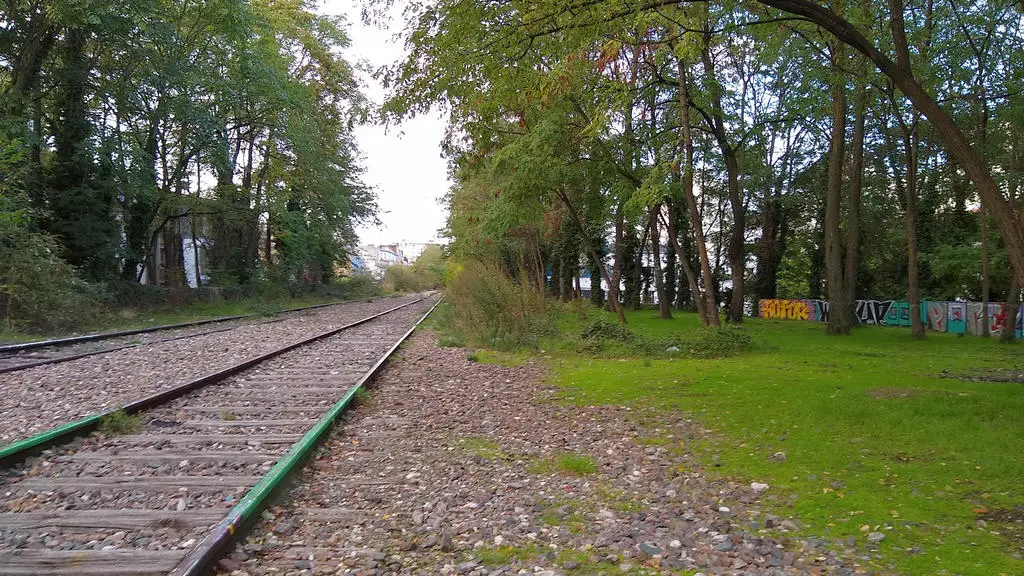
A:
[319,0,450,247]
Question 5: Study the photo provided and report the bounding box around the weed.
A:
[530,452,598,476]
[98,410,143,435]
[466,352,479,362]
[220,411,237,421]
[353,387,372,405]
[456,436,507,460]
[556,452,598,475]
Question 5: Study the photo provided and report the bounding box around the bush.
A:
[382,265,430,292]
[0,211,102,332]
[580,318,634,341]
[443,263,554,349]
[335,272,381,299]
[103,280,170,308]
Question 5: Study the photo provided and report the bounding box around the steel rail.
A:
[0,295,429,468]
[0,315,294,376]
[169,297,442,576]
[0,293,401,354]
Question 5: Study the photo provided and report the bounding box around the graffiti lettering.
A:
[809,299,829,322]
[926,302,947,332]
[760,299,810,320]
[758,298,1013,338]
[855,300,894,325]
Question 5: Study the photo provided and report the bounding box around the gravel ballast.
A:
[0,294,427,445]
[222,332,863,576]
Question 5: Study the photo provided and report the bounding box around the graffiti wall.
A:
[759,298,1024,337]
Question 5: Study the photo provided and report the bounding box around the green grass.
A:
[530,451,599,476]
[470,349,531,367]
[543,306,1024,576]
[455,436,508,460]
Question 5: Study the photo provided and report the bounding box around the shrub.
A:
[443,263,554,349]
[336,271,381,299]
[0,213,102,332]
[382,265,428,292]
[580,318,633,341]
[103,279,170,308]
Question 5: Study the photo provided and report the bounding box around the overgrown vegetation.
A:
[443,263,555,349]
[381,244,447,293]
[575,317,753,358]
[97,410,144,435]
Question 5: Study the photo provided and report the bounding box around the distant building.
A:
[353,243,407,278]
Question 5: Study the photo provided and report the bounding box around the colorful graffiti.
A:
[759,299,809,320]
[925,301,947,332]
[759,298,1024,337]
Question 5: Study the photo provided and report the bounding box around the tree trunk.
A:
[649,204,672,319]
[556,188,626,323]
[901,115,924,339]
[981,207,991,337]
[1001,274,1019,344]
[756,195,778,301]
[725,150,746,322]
[844,69,867,324]
[824,47,851,335]
[665,200,707,323]
[700,28,745,322]
[677,55,720,327]
[609,205,624,311]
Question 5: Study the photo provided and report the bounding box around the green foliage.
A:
[443,263,555,349]
[1,0,374,304]
[0,140,101,331]
[382,265,430,293]
[569,309,753,359]
[97,410,144,435]
[334,272,382,300]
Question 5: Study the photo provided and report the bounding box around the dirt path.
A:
[220,331,858,575]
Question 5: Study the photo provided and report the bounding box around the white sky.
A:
[318,0,450,246]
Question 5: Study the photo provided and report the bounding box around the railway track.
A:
[0,295,428,446]
[0,294,441,575]
[0,295,403,375]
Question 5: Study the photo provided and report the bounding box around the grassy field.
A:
[485,306,1022,575]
